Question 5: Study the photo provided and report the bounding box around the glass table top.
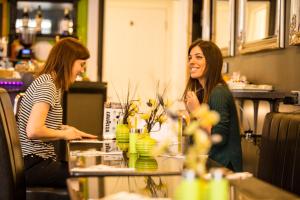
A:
[67,140,300,200]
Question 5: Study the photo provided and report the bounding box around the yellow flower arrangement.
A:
[122,99,140,127]
[114,83,140,127]
[141,97,171,133]
[153,103,220,176]
[184,104,219,175]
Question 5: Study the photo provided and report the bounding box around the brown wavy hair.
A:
[183,39,226,103]
[38,37,90,91]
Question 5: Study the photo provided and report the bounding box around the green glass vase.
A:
[135,156,158,171]
[136,133,156,157]
[116,124,129,143]
[116,124,129,151]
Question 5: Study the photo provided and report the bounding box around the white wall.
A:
[100,0,190,102]
[169,0,190,101]
[86,0,99,81]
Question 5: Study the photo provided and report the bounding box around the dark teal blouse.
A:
[208,84,243,172]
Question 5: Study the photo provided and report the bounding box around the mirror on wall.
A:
[237,0,284,54]
[202,0,235,57]
[211,0,235,57]
[289,0,300,45]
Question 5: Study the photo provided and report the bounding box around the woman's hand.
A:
[185,91,201,113]
[62,125,98,140]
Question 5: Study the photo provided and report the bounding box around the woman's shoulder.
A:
[27,74,56,92]
[208,84,234,109]
[35,74,53,82]
[32,74,55,86]
[211,84,232,97]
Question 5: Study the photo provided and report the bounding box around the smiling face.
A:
[188,46,207,82]
[71,59,86,83]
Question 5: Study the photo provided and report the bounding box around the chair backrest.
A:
[14,92,25,116]
[0,88,26,200]
[258,112,300,196]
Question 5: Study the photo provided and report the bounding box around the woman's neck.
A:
[50,72,56,80]
[198,78,206,88]
[49,72,61,91]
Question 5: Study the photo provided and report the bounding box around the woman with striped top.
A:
[17,38,97,187]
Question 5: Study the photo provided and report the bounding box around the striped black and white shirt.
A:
[17,74,63,160]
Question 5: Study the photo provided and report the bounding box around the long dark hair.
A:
[38,37,90,91]
[183,39,226,103]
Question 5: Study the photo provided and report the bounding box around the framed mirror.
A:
[289,0,300,45]
[237,0,285,54]
[202,0,235,57]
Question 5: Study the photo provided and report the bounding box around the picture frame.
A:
[289,0,300,45]
[202,0,236,57]
[237,0,285,54]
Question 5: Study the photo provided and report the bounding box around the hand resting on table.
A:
[61,125,97,140]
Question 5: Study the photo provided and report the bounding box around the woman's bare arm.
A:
[26,102,97,141]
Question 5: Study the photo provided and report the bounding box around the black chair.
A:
[0,88,69,200]
[257,112,300,196]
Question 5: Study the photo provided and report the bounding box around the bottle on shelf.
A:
[0,37,8,59]
[35,5,43,34]
[22,7,29,28]
[60,8,73,36]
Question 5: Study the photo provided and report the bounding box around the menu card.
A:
[103,102,123,140]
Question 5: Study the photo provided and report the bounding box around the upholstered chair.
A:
[258,112,300,196]
[0,88,69,200]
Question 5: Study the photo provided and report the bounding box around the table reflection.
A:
[69,140,184,177]
[69,154,184,177]
[68,140,185,198]
[68,176,181,199]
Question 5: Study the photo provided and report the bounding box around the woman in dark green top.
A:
[183,39,242,172]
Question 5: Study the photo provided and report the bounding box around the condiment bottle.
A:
[209,168,229,200]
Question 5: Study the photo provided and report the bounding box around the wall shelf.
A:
[8,0,79,56]
[232,90,298,134]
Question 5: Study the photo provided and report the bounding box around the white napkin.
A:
[226,172,253,180]
[71,164,134,173]
[100,192,171,200]
[158,154,185,159]
[70,139,115,144]
[70,150,122,157]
